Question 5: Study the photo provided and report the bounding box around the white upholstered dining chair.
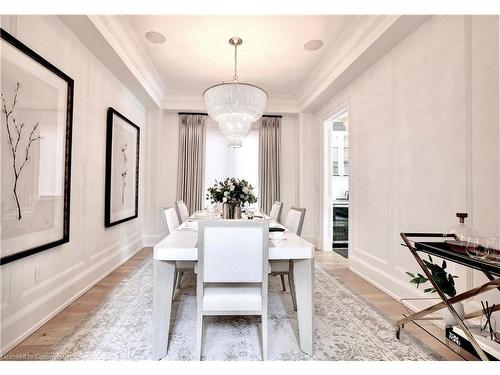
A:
[196,220,269,360]
[269,201,283,223]
[175,200,190,223]
[162,206,196,291]
[284,207,306,236]
[270,206,306,311]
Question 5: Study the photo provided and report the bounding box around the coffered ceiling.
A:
[126,16,355,98]
[60,15,429,111]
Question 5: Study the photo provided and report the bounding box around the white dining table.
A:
[152,211,315,360]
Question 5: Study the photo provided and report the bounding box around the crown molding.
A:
[162,90,300,114]
[61,14,428,113]
[299,15,396,108]
[299,15,429,111]
[87,16,167,107]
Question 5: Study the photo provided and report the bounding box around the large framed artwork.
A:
[1,29,73,265]
[104,108,140,227]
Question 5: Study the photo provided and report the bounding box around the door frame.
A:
[320,100,351,252]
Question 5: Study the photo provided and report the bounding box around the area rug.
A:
[48,257,441,361]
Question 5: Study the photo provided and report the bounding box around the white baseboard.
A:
[348,253,430,314]
[1,235,145,356]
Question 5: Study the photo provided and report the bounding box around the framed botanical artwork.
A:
[1,28,74,265]
[104,107,140,227]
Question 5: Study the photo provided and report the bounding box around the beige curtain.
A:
[176,114,206,214]
[259,116,281,215]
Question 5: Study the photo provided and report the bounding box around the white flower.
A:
[242,186,249,194]
[224,191,229,196]
[223,197,227,202]
[230,185,235,191]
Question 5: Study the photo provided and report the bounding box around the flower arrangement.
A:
[206,177,257,205]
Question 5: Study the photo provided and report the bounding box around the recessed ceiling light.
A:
[304,39,324,51]
[145,31,166,44]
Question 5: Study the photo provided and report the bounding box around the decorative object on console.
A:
[0,28,73,265]
[104,108,140,227]
[203,37,267,148]
[206,177,257,219]
[485,238,500,265]
[444,213,500,264]
[406,255,463,326]
[446,327,499,360]
[480,301,498,342]
[445,212,485,256]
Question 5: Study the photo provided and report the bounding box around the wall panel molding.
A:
[464,15,475,290]
[313,16,499,315]
[0,15,148,356]
[1,238,144,355]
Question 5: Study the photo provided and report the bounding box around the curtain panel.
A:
[176,114,206,214]
[259,116,281,215]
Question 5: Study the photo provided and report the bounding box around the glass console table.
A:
[397,232,500,361]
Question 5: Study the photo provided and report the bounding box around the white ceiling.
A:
[126,16,355,98]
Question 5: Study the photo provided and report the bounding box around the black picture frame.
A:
[104,107,140,227]
[0,28,73,266]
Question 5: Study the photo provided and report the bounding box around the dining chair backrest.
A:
[175,200,189,223]
[269,201,283,223]
[198,220,269,283]
[284,207,306,236]
[163,206,179,236]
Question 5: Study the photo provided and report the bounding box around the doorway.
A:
[323,109,349,258]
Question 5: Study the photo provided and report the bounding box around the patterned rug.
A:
[48,257,441,360]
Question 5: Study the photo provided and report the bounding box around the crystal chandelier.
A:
[203,37,268,148]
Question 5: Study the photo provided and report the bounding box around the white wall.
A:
[0,16,146,354]
[204,124,260,205]
[298,112,321,244]
[142,110,178,245]
[310,15,500,314]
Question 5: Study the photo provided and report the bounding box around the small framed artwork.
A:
[104,107,140,227]
[1,28,73,265]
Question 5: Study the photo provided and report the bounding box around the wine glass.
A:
[465,236,489,260]
[485,237,500,264]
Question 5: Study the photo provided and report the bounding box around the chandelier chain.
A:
[233,42,238,81]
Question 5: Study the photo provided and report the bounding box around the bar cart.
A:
[397,232,500,361]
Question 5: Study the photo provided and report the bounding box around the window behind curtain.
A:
[204,127,259,207]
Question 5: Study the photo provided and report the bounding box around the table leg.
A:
[293,258,314,356]
[153,260,176,360]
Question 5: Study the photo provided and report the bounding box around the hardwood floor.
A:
[315,251,468,360]
[2,248,466,360]
[2,249,150,361]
